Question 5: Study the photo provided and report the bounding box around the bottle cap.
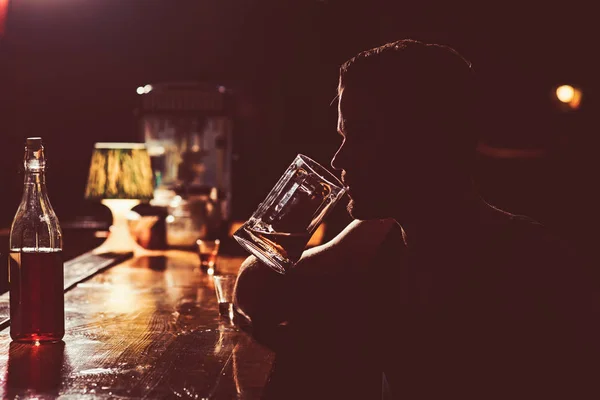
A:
[26,137,43,149]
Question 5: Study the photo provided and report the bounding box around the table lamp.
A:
[85,142,154,254]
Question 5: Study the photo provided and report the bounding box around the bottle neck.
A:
[24,170,46,185]
[11,141,62,251]
[23,146,47,192]
[20,170,50,211]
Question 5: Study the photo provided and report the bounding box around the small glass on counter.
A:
[196,239,220,274]
[212,274,237,323]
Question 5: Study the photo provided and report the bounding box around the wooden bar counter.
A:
[0,250,274,399]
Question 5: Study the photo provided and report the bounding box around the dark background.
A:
[0,1,598,253]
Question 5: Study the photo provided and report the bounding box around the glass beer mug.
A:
[234,155,346,274]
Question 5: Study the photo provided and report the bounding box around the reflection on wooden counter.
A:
[0,251,274,399]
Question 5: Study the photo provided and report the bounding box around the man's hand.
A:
[234,255,289,326]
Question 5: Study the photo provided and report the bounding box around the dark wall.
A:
[0,1,597,249]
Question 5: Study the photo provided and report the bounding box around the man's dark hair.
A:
[339,39,478,166]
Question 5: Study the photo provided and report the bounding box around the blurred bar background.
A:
[0,1,597,271]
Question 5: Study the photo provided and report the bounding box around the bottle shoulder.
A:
[9,212,63,250]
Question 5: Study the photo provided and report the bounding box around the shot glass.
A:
[233,154,346,274]
[213,274,237,323]
[196,239,220,274]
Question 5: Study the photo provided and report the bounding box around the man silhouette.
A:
[235,39,597,399]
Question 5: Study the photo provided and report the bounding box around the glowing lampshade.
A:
[85,143,154,254]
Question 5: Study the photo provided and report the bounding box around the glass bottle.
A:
[9,137,64,342]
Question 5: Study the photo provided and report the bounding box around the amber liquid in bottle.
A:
[9,137,64,343]
[9,250,65,342]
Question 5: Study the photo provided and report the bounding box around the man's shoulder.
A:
[483,208,587,278]
[295,219,402,274]
[305,219,395,252]
[485,208,566,250]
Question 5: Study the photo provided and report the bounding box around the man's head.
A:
[330,39,478,220]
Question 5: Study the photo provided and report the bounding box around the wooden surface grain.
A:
[0,251,274,399]
[0,251,133,331]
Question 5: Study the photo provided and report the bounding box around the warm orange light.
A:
[0,0,9,37]
[228,221,244,237]
[568,89,582,109]
[556,84,582,110]
[556,85,575,103]
[307,223,326,247]
[106,284,138,314]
